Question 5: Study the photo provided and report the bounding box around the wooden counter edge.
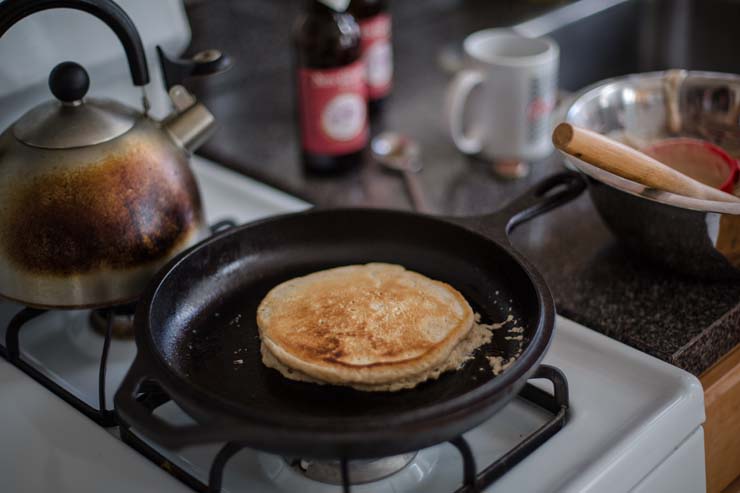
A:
[724,475,740,493]
[700,343,740,493]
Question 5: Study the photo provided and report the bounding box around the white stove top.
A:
[0,156,706,493]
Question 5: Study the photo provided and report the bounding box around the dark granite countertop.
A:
[185,0,740,376]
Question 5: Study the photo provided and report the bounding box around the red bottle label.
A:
[298,61,368,156]
[359,13,393,100]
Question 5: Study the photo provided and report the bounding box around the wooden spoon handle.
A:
[553,122,740,203]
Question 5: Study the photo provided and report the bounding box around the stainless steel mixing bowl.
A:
[563,70,740,279]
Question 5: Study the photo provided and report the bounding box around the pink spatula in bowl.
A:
[552,123,740,203]
[643,138,739,194]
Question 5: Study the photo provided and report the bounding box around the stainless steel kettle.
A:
[0,0,230,308]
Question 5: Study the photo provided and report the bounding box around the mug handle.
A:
[446,69,485,155]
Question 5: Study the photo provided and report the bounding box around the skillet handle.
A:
[114,356,234,447]
[462,171,586,240]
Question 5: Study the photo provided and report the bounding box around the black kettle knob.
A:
[49,62,90,102]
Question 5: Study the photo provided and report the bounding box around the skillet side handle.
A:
[114,356,232,448]
[485,171,586,238]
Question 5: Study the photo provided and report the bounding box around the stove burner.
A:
[288,453,417,485]
[90,302,137,339]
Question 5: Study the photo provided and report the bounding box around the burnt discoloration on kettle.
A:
[1,141,203,276]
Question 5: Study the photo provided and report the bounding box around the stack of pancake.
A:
[257,263,485,392]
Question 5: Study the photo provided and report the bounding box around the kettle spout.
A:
[162,85,216,153]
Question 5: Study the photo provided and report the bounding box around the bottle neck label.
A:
[359,13,393,100]
[317,0,351,12]
[298,60,368,156]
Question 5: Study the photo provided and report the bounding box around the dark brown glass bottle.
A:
[349,0,392,114]
[294,0,368,174]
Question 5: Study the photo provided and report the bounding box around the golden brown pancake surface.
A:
[257,263,474,387]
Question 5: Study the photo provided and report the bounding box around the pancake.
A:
[261,321,493,391]
[257,263,475,389]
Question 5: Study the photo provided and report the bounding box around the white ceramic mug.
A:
[446,29,559,162]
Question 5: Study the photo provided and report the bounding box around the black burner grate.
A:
[0,219,239,429]
[0,306,119,426]
[118,364,569,493]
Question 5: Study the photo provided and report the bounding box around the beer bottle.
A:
[294,0,369,173]
[349,0,392,113]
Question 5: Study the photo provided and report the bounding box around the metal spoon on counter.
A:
[371,132,433,213]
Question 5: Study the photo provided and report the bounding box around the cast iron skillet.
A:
[115,172,585,459]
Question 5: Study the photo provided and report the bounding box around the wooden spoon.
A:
[552,123,740,203]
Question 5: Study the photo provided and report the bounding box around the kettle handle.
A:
[0,0,149,86]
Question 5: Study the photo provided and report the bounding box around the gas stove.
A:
[0,155,706,492]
